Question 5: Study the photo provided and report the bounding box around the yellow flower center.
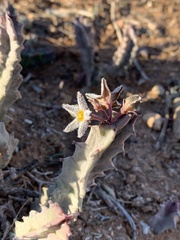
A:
[77,110,85,122]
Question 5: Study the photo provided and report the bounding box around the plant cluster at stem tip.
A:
[62,78,142,138]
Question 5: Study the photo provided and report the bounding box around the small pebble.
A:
[146,197,152,203]
[132,195,145,206]
[142,205,154,213]
[122,163,132,170]
[167,168,177,177]
[126,173,136,184]
[24,119,33,125]
[61,92,72,104]
[146,85,165,100]
[114,233,131,240]
[31,83,42,93]
[139,220,151,235]
[143,112,164,131]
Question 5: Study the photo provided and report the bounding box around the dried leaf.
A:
[148,201,180,234]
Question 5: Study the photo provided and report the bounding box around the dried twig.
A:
[3,161,38,181]
[32,101,61,109]
[13,198,30,222]
[95,185,137,240]
[110,1,122,43]
[32,168,53,178]
[1,221,10,240]
[133,58,150,84]
[155,92,171,150]
[27,171,52,192]
[8,195,27,202]
[4,199,31,239]
[0,200,16,240]
[45,8,94,19]
[0,187,39,198]
[74,18,94,86]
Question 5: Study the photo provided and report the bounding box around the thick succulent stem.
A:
[0,11,24,169]
[48,113,137,214]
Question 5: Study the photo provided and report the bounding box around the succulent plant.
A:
[0,8,24,169]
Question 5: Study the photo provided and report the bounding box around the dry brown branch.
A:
[1,221,10,240]
[155,92,171,150]
[0,187,39,198]
[110,1,123,43]
[74,17,94,86]
[0,200,16,240]
[1,199,30,239]
[26,171,52,192]
[95,185,137,240]
[133,58,150,84]
[3,161,38,181]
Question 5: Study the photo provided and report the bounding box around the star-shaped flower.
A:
[62,92,92,138]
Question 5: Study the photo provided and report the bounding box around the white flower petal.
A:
[62,104,79,117]
[63,119,79,133]
[78,121,89,138]
[84,109,92,120]
[63,91,91,137]
[77,91,88,110]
